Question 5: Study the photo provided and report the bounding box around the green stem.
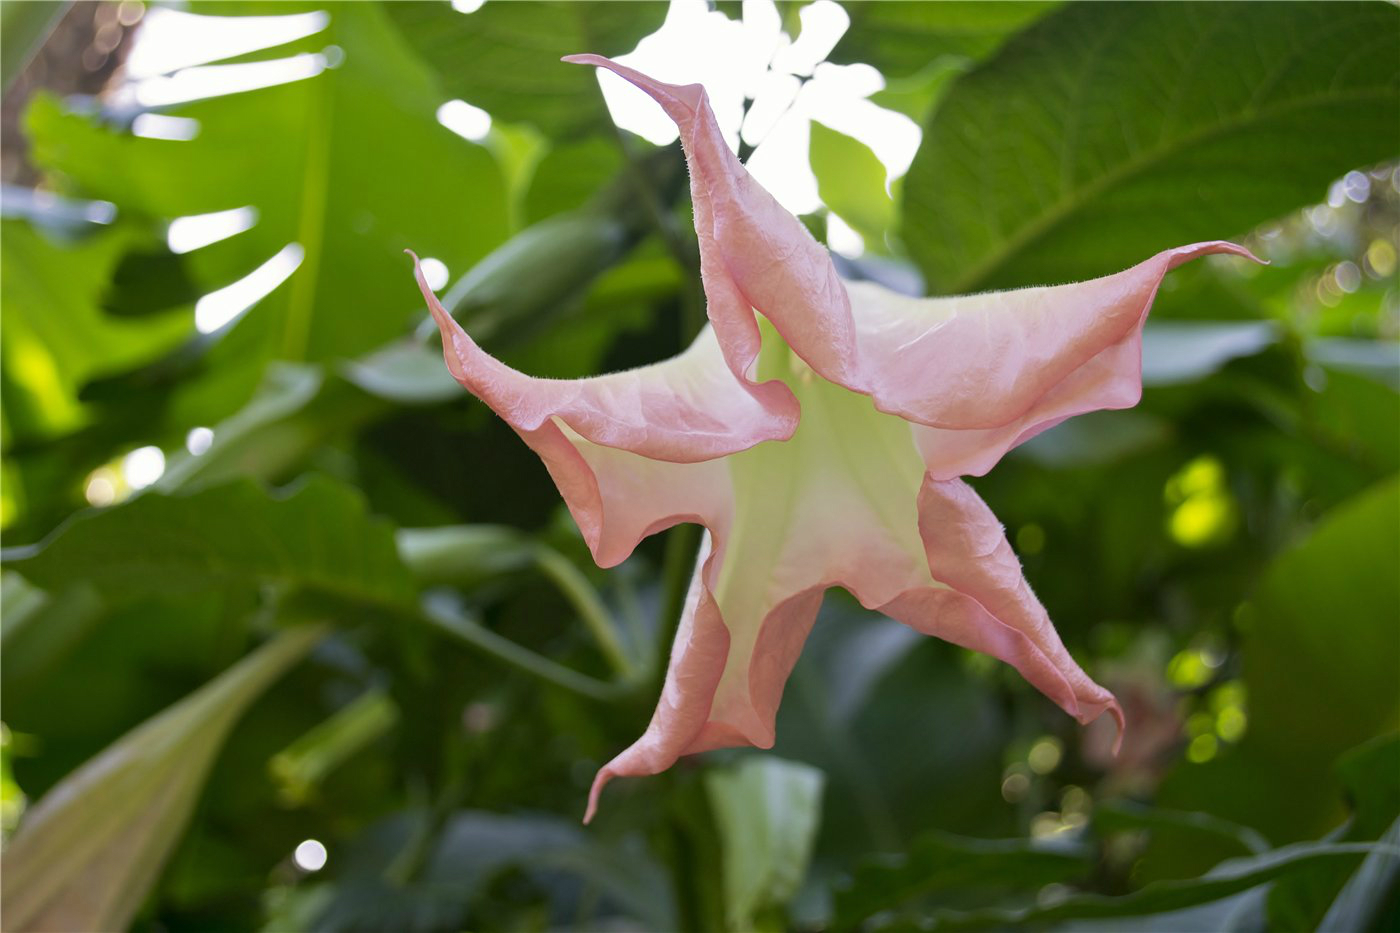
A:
[420,602,622,702]
[532,545,636,681]
[606,123,706,341]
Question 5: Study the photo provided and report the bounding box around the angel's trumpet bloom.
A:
[411,55,1262,824]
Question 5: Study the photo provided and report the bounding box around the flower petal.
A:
[894,476,1123,743]
[562,55,865,390]
[562,58,1260,469]
[586,532,732,823]
[847,242,1264,478]
[411,252,789,566]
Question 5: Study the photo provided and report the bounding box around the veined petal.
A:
[847,242,1264,478]
[411,253,787,567]
[563,54,865,390]
[563,57,1260,465]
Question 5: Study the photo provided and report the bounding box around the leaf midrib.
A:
[933,84,1394,295]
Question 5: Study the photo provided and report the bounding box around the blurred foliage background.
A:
[1,1,1397,931]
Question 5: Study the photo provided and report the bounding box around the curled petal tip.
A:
[1107,701,1126,757]
[562,53,609,67]
[583,771,608,825]
[1166,240,1268,271]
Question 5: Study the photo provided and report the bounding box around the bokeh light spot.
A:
[293,839,328,872]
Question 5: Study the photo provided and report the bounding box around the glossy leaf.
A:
[903,2,1400,293]
[830,2,1058,77]
[26,2,510,418]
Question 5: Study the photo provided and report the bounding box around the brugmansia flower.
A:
[410,55,1260,823]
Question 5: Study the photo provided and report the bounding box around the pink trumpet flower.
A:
[410,55,1262,824]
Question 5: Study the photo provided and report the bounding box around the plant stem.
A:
[420,601,623,702]
[532,545,636,682]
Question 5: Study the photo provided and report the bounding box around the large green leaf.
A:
[0,624,323,933]
[0,220,188,442]
[830,2,1057,77]
[7,476,416,609]
[902,2,1400,294]
[1246,477,1400,760]
[877,841,1393,932]
[1153,479,1400,866]
[386,1,667,138]
[834,831,1091,928]
[706,755,825,931]
[26,2,509,419]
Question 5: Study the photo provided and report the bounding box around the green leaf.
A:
[386,1,667,138]
[1247,478,1400,765]
[1094,800,1270,857]
[1140,322,1278,387]
[835,831,1092,928]
[7,476,416,609]
[902,2,1400,294]
[1266,735,1400,930]
[1154,479,1400,865]
[0,220,188,441]
[1320,816,1400,933]
[882,841,1393,932]
[0,0,68,89]
[307,808,677,933]
[26,2,510,419]
[0,571,103,703]
[705,755,825,931]
[831,2,1058,77]
[268,686,398,807]
[809,121,896,251]
[0,624,324,933]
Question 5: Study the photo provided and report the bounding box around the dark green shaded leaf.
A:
[836,831,1091,928]
[8,476,416,608]
[1094,800,1270,857]
[882,841,1391,932]
[387,1,667,138]
[903,2,1400,293]
[0,571,103,702]
[831,1,1057,77]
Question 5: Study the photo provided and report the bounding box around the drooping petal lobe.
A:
[563,54,864,390]
[901,476,1123,744]
[847,242,1265,478]
[410,252,783,566]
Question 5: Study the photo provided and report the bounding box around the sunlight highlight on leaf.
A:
[194,242,303,334]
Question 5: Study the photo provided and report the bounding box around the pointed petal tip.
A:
[1167,240,1268,270]
[562,53,609,67]
[1104,700,1126,757]
[583,768,610,825]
